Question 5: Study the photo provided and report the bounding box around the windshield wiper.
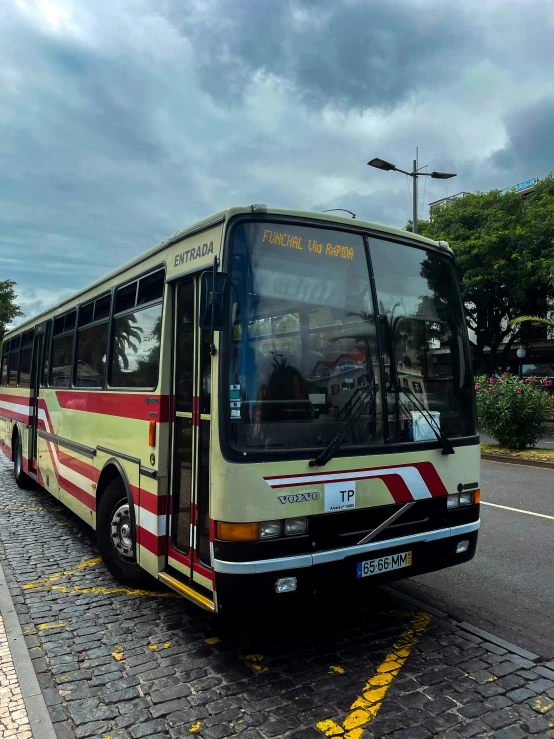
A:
[397,385,454,455]
[309,384,379,468]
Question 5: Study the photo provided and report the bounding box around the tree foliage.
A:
[0,280,23,341]
[475,373,553,449]
[410,174,554,373]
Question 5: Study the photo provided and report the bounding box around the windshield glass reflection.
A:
[227,222,383,451]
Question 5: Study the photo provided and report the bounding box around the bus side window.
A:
[19,331,34,388]
[75,295,110,388]
[41,321,52,387]
[50,311,76,388]
[1,341,9,386]
[110,270,164,390]
[9,337,20,387]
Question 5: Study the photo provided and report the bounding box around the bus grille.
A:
[308,499,448,551]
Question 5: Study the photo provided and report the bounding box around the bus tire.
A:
[97,477,147,587]
[13,433,32,489]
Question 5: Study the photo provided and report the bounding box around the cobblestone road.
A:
[1,457,554,739]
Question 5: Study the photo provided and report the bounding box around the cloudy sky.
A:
[2,0,554,322]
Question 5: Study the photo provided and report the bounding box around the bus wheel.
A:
[13,434,32,489]
[97,477,147,587]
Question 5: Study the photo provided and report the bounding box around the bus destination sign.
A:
[262,228,355,260]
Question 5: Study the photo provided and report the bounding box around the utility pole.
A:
[412,153,418,234]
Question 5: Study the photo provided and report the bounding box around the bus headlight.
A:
[284,517,307,536]
[259,520,282,538]
[447,489,480,509]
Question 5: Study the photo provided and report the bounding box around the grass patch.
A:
[481,443,554,462]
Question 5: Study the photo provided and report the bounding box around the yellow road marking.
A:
[204,637,221,645]
[38,621,66,630]
[23,558,177,597]
[148,642,172,650]
[23,557,102,589]
[328,666,345,675]
[534,695,554,714]
[47,583,178,597]
[317,611,431,738]
[0,503,64,512]
[481,501,554,521]
[245,654,268,673]
[189,721,202,732]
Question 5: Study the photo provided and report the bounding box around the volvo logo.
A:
[277,492,321,504]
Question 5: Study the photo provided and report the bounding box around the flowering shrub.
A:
[475,373,554,449]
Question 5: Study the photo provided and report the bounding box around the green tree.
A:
[410,174,554,373]
[0,280,23,341]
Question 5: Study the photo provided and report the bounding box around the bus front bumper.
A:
[213,521,479,613]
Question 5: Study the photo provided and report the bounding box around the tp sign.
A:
[325,482,356,512]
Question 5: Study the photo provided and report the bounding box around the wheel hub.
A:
[110,504,134,560]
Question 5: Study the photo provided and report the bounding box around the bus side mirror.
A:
[199,271,231,331]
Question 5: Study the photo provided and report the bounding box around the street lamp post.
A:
[367,155,457,234]
[516,347,526,379]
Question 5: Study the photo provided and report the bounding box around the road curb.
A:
[380,585,449,619]
[382,585,543,663]
[457,622,540,662]
[0,559,58,739]
[481,453,554,469]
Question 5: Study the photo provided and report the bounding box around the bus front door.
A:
[167,276,214,599]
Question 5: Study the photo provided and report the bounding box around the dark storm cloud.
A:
[2,0,554,325]
[489,98,554,179]
[186,0,476,110]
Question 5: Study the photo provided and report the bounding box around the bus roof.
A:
[5,205,448,338]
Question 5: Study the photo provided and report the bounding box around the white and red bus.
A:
[0,206,480,613]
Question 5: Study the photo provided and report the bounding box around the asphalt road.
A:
[393,459,554,660]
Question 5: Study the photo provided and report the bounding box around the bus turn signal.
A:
[216,522,259,542]
[148,420,156,447]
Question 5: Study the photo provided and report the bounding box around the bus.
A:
[0,206,480,613]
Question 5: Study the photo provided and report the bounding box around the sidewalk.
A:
[0,561,57,739]
[0,611,32,738]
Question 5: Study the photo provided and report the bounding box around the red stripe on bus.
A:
[0,393,33,406]
[264,460,434,481]
[168,540,191,568]
[57,450,100,483]
[265,461,450,498]
[135,488,166,516]
[380,474,417,504]
[55,391,169,422]
[0,408,32,424]
[137,527,166,557]
[414,461,449,497]
[44,440,96,511]
[191,396,200,426]
[209,519,216,542]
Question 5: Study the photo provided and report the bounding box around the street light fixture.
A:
[367,155,457,234]
[516,346,526,378]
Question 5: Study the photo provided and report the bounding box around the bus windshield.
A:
[226,221,474,454]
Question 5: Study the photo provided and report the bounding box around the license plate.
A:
[357,551,412,578]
